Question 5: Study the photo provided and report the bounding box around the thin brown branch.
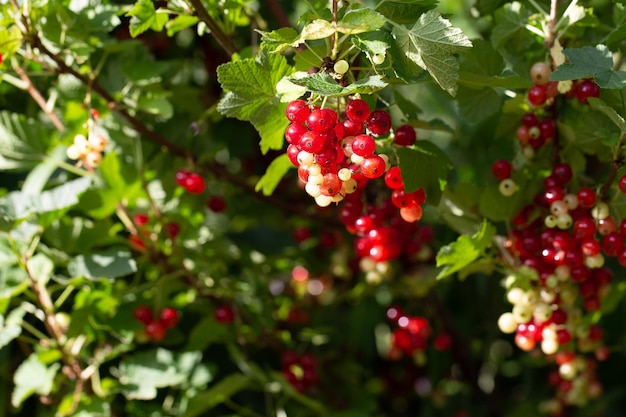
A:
[14,65,64,131]
[599,136,626,201]
[188,0,238,57]
[265,0,291,28]
[545,0,559,50]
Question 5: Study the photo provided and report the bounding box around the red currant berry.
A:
[286,100,310,123]
[165,221,181,238]
[133,305,153,325]
[577,187,597,208]
[576,79,600,104]
[159,307,180,329]
[539,118,556,139]
[286,144,301,166]
[552,163,573,185]
[351,134,376,156]
[320,173,342,196]
[619,175,626,193]
[207,196,227,213]
[215,305,235,324]
[285,123,308,145]
[491,159,512,181]
[522,113,539,127]
[360,155,386,179]
[366,110,392,136]
[292,226,311,243]
[345,99,371,123]
[307,108,338,133]
[393,125,417,146]
[145,321,167,342]
[343,118,363,136]
[133,213,150,227]
[175,169,190,186]
[527,85,547,106]
[184,173,205,194]
[384,166,404,189]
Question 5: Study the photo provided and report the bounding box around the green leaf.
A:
[0,25,22,58]
[255,154,293,196]
[27,253,54,285]
[352,31,392,65]
[0,177,92,230]
[126,0,168,37]
[258,27,299,53]
[0,112,52,171]
[0,306,26,350]
[392,10,472,95]
[68,250,137,280]
[184,374,250,417]
[550,45,626,89]
[166,14,199,37]
[397,142,453,205]
[587,97,626,135]
[478,184,527,222]
[375,0,439,25]
[118,349,203,400]
[288,73,387,97]
[12,353,60,407]
[136,95,174,119]
[458,40,529,89]
[436,220,495,279]
[336,8,386,34]
[217,51,292,153]
[456,86,502,124]
[491,3,530,49]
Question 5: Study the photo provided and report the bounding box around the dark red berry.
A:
[207,196,227,213]
[133,305,153,325]
[159,307,180,329]
[184,173,205,194]
[576,79,600,104]
[491,159,512,181]
[527,85,547,106]
[393,125,416,146]
[215,305,235,323]
[346,99,371,123]
[366,110,392,136]
[165,221,181,238]
[133,213,150,227]
[145,321,167,342]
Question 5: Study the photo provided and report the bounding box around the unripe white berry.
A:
[585,253,605,268]
[544,214,558,228]
[506,287,525,305]
[550,200,568,216]
[372,53,385,65]
[338,168,352,181]
[499,178,516,196]
[88,133,108,152]
[342,179,358,194]
[305,182,321,197]
[314,194,333,207]
[66,144,81,160]
[541,338,559,355]
[308,164,322,176]
[512,304,532,323]
[542,326,557,340]
[297,151,314,166]
[308,173,324,185]
[559,362,577,380]
[557,213,573,230]
[83,151,103,169]
[365,270,383,285]
[563,193,578,210]
[533,303,552,323]
[333,59,349,75]
[591,202,609,220]
[350,154,364,165]
[497,312,518,333]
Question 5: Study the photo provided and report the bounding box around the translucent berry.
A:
[145,321,166,342]
[576,79,600,104]
[491,159,512,181]
[159,307,180,329]
[393,125,417,146]
[345,99,371,123]
[530,62,551,85]
[366,110,392,136]
[527,85,547,106]
[133,305,153,325]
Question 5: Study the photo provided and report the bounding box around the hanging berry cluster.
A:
[66,111,109,170]
[280,350,319,393]
[133,305,180,342]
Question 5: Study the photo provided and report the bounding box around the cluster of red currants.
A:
[175,169,206,194]
[386,305,432,362]
[496,162,619,410]
[280,350,319,393]
[516,62,600,160]
[128,212,181,251]
[285,98,417,208]
[133,305,179,342]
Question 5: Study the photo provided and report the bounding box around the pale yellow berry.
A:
[499,178,516,196]
[88,133,108,152]
[497,312,518,334]
[83,151,102,169]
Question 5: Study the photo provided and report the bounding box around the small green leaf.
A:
[184,374,250,417]
[392,10,472,95]
[126,0,168,37]
[352,31,392,65]
[118,349,202,400]
[0,25,23,58]
[375,0,439,25]
[550,45,626,89]
[27,253,54,285]
[0,111,52,171]
[166,15,199,37]
[68,250,137,280]
[217,50,292,153]
[136,95,174,118]
[436,220,496,279]
[491,3,531,49]
[0,306,26,350]
[336,8,386,34]
[12,354,60,407]
[288,73,387,97]
[255,154,294,196]
[258,27,299,53]
[397,142,453,205]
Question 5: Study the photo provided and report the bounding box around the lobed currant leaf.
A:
[375,0,439,25]
[287,73,387,97]
[126,0,168,38]
[217,50,292,153]
[550,45,626,89]
[392,10,472,95]
[68,250,138,281]
[397,142,453,206]
[436,220,495,279]
[255,154,293,196]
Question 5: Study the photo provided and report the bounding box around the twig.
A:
[188,0,238,57]
[599,134,626,201]
[13,65,64,131]
[265,0,291,28]
[330,0,339,60]
[545,0,559,50]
